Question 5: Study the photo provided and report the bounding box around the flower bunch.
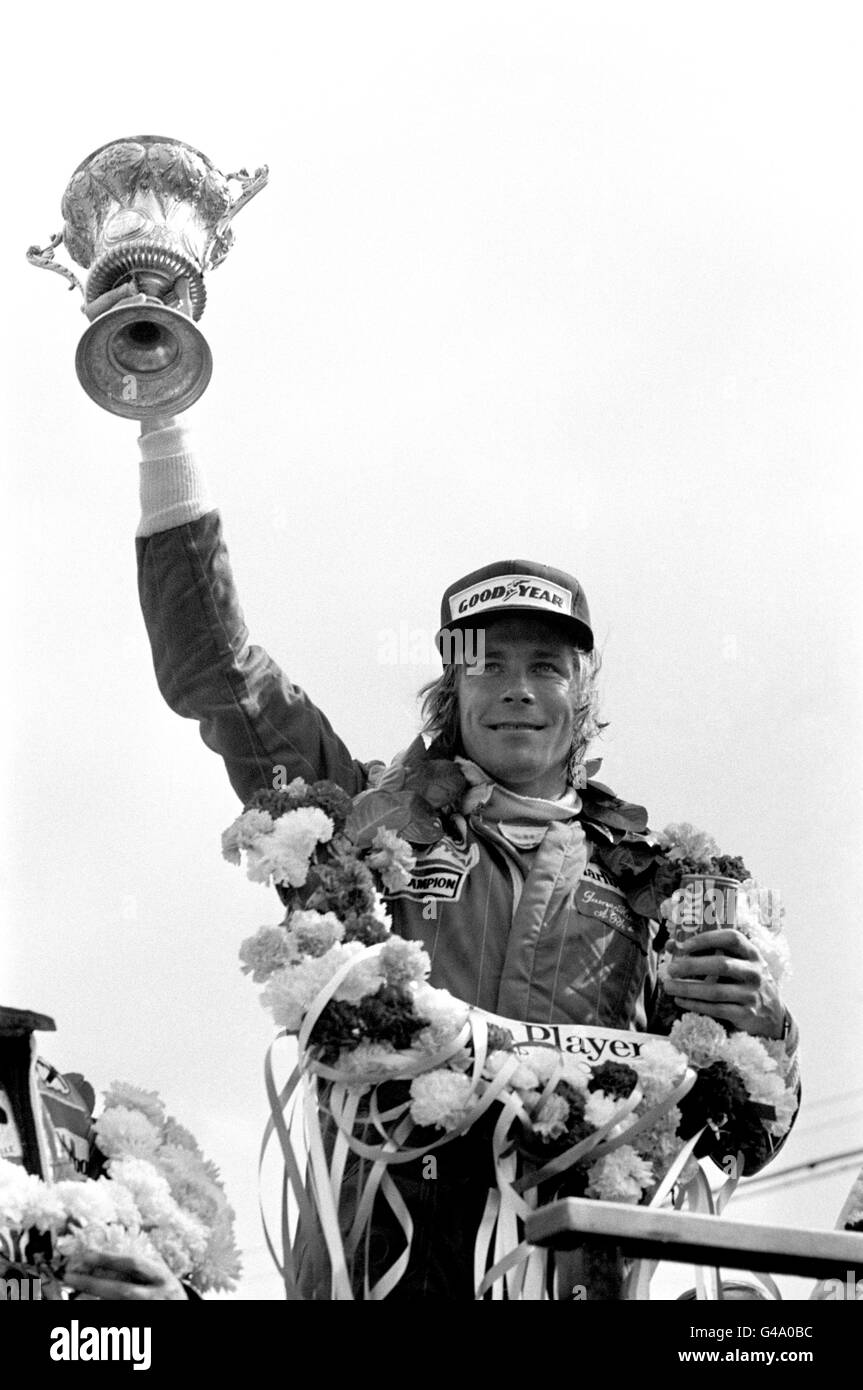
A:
[229,777,474,1066]
[0,1083,240,1294]
[649,824,797,1165]
[657,822,790,984]
[655,822,751,882]
[228,791,799,1298]
[411,1014,797,1205]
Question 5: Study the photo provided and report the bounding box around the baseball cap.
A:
[436,559,594,655]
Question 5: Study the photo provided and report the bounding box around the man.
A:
[126,394,798,1298]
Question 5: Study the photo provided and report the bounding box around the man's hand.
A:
[81,275,193,324]
[81,278,187,432]
[62,1250,188,1301]
[664,928,786,1039]
[81,281,149,323]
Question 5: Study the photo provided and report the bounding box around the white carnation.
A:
[410,1069,474,1130]
[287,908,345,956]
[221,809,275,864]
[747,921,792,984]
[53,1178,125,1229]
[245,807,334,888]
[633,1039,688,1106]
[105,1158,175,1225]
[379,936,430,987]
[102,1082,166,1128]
[532,1093,570,1140]
[333,946,385,1005]
[411,985,470,1051]
[517,1047,564,1087]
[584,1090,628,1130]
[94,1106,161,1159]
[586,1145,654,1203]
[369,888,393,930]
[260,943,383,1031]
[0,1161,66,1231]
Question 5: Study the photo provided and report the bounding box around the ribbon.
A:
[262,948,527,1299]
[261,955,758,1302]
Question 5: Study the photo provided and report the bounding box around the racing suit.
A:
[134,436,800,1297]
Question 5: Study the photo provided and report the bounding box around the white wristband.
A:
[136,425,214,537]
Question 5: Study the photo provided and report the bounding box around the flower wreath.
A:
[223,765,797,1300]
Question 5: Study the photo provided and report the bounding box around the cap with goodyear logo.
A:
[437,559,594,656]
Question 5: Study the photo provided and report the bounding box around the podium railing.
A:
[525,1198,863,1296]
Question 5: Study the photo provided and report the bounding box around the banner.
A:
[474,1007,665,1075]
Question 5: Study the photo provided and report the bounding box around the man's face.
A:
[456,614,579,798]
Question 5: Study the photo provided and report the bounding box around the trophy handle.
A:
[204,164,269,272]
[26,232,85,297]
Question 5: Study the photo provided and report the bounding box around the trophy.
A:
[27,135,268,418]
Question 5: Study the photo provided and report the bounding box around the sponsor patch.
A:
[582,860,623,890]
[448,573,573,623]
[388,838,480,903]
[576,879,642,939]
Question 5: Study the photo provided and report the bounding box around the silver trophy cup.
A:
[27,135,268,418]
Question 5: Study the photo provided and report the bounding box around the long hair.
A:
[418,645,606,765]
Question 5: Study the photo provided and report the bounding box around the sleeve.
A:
[136,509,368,805]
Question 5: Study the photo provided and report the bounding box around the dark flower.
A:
[588,1062,639,1099]
[305,781,354,828]
[710,854,751,883]
[244,787,304,819]
[244,779,353,830]
[311,987,426,1063]
[341,911,391,946]
[304,859,378,918]
[518,1079,593,1163]
[677,1060,767,1162]
[486,1024,515,1053]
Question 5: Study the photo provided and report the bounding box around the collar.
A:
[352,738,675,919]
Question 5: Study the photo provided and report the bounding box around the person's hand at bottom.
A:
[63,1249,188,1300]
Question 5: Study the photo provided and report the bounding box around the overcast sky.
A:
[3,0,861,1299]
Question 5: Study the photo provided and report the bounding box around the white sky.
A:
[2,0,861,1299]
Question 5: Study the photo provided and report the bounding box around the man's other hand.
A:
[63,1249,188,1300]
[664,928,786,1039]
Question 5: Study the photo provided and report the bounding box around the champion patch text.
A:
[387,838,480,903]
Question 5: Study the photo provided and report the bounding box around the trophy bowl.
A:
[27,135,267,419]
[75,302,212,420]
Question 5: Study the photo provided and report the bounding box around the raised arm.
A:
[135,421,367,804]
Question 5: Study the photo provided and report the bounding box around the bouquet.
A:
[226,777,798,1299]
[655,821,790,985]
[0,1082,240,1296]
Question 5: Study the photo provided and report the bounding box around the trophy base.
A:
[75,302,212,419]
